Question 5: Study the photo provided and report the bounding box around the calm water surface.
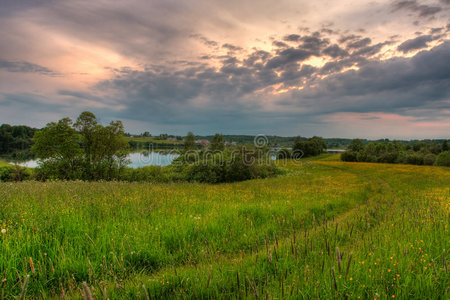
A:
[12,152,180,168]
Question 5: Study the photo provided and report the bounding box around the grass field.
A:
[0,159,449,299]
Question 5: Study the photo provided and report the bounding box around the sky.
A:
[0,0,449,139]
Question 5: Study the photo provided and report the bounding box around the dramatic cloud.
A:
[392,0,443,17]
[0,59,56,76]
[397,35,437,52]
[0,0,449,138]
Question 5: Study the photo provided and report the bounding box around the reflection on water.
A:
[11,152,180,169]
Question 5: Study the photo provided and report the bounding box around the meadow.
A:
[0,157,449,299]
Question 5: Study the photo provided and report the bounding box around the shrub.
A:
[0,165,31,182]
[172,148,279,183]
[434,151,450,167]
[423,153,436,166]
[341,151,357,162]
[407,152,424,165]
[277,148,292,159]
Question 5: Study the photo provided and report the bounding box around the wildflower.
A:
[388,269,391,272]
[1,229,5,234]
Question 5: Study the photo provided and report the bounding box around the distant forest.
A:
[0,124,37,160]
[0,123,448,161]
[341,139,450,166]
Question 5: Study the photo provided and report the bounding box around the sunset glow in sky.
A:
[0,0,449,138]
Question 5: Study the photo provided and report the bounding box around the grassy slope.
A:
[0,161,449,299]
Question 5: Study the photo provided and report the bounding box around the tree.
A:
[74,111,98,165]
[33,112,130,180]
[89,120,129,179]
[434,151,450,167]
[293,136,326,157]
[31,118,82,179]
[347,139,365,152]
[443,140,449,152]
[210,133,225,151]
[184,132,196,151]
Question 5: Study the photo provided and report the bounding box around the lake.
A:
[11,151,180,169]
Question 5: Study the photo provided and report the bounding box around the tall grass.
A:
[0,161,448,298]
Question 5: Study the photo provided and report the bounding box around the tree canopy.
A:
[32,112,129,180]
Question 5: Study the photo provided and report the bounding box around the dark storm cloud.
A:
[298,34,330,53]
[354,41,392,56]
[338,34,362,44]
[272,40,289,48]
[96,40,450,130]
[0,59,57,75]
[222,43,243,51]
[347,38,372,49]
[1,0,449,136]
[430,27,443,34]
[318,56,369,75]
[397,35,434,52]
[265,48,312,69]
[283,34,301,42]
[279,64,316,87]
[292,41,450,114]
[392,0,442,17]
[322,44,349,58]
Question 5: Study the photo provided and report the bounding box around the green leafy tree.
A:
[442,140,449,152]
[74,111,98,166]
[293,136,326,157]
[32,112,130,180]
[434,151,450,167]
[31,118,82,179]
[210,133,225,151]
[347,139,365,152]
[184,132,196,151]
[89,120,129,179]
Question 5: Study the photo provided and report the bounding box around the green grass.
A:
[0,159,11,167]
[0,161,449,299]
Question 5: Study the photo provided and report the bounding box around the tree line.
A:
[0,124,37,160]
[277,136,327,159]
[341,139,450,166]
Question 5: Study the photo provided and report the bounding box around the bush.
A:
[407,153,424,165]
[434,151,450,167]
[277,148,292,159]
[172,148,279,183]
[0,165,31,182]
[341,151,357,162]
[423,153,436,166]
